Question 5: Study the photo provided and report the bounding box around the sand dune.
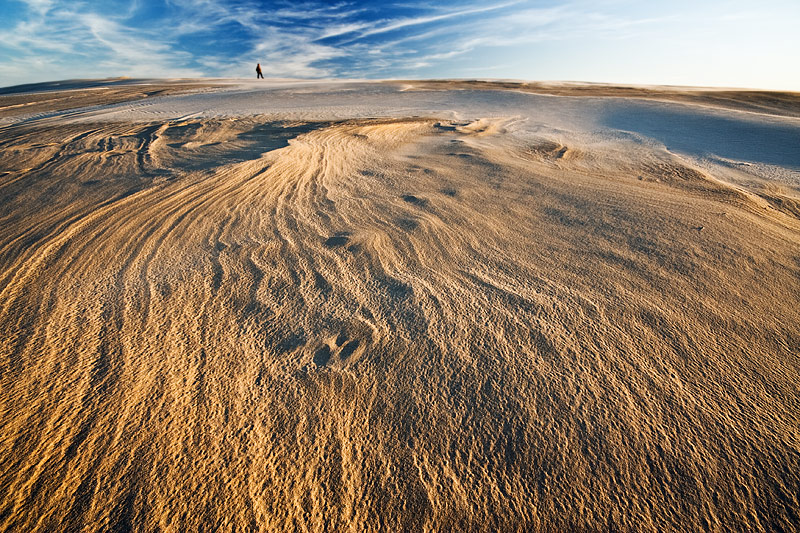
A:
[1,80,799,531]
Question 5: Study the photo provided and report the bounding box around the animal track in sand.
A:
[339,339,360,360]
[324,232,351,247]
[402,194,428,207]
[313,344,332,366]
[313,331,364,366]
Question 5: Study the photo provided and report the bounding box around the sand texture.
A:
[1,80,799,531]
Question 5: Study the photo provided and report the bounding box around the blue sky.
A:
[1,0,798,89]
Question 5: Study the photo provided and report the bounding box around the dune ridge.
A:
[1,81,799,531]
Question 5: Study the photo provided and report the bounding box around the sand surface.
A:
[1,79,799,531]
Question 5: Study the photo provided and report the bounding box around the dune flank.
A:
[1,80,799,531]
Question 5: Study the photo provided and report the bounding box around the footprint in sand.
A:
[312,345,331,366]
[339,340,360,360]
[324,231,350,247]
[402,194,428,207]
[313,332,363,366]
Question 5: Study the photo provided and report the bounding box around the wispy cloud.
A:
[0,1,204,81]
[355,2,519,39]
[1,0,546,84]
[3,0,792,88]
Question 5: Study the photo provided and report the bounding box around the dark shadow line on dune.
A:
[601,103,800,169]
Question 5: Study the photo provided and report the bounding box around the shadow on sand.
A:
[602,102,800,168]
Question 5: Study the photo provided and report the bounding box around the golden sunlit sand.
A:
[1,79,799,531]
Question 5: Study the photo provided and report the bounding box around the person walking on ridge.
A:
[256,63,264,79]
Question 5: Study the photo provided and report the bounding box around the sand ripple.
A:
[1,104,799,531]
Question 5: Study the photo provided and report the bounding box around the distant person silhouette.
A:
[256,63,264,79]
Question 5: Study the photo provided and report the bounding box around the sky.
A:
[0,0,799,90]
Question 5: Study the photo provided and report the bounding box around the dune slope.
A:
[1,82,799,531]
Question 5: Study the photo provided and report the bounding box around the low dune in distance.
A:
[1,79,799,531]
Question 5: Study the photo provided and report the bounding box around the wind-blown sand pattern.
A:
[1,80,799,531]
